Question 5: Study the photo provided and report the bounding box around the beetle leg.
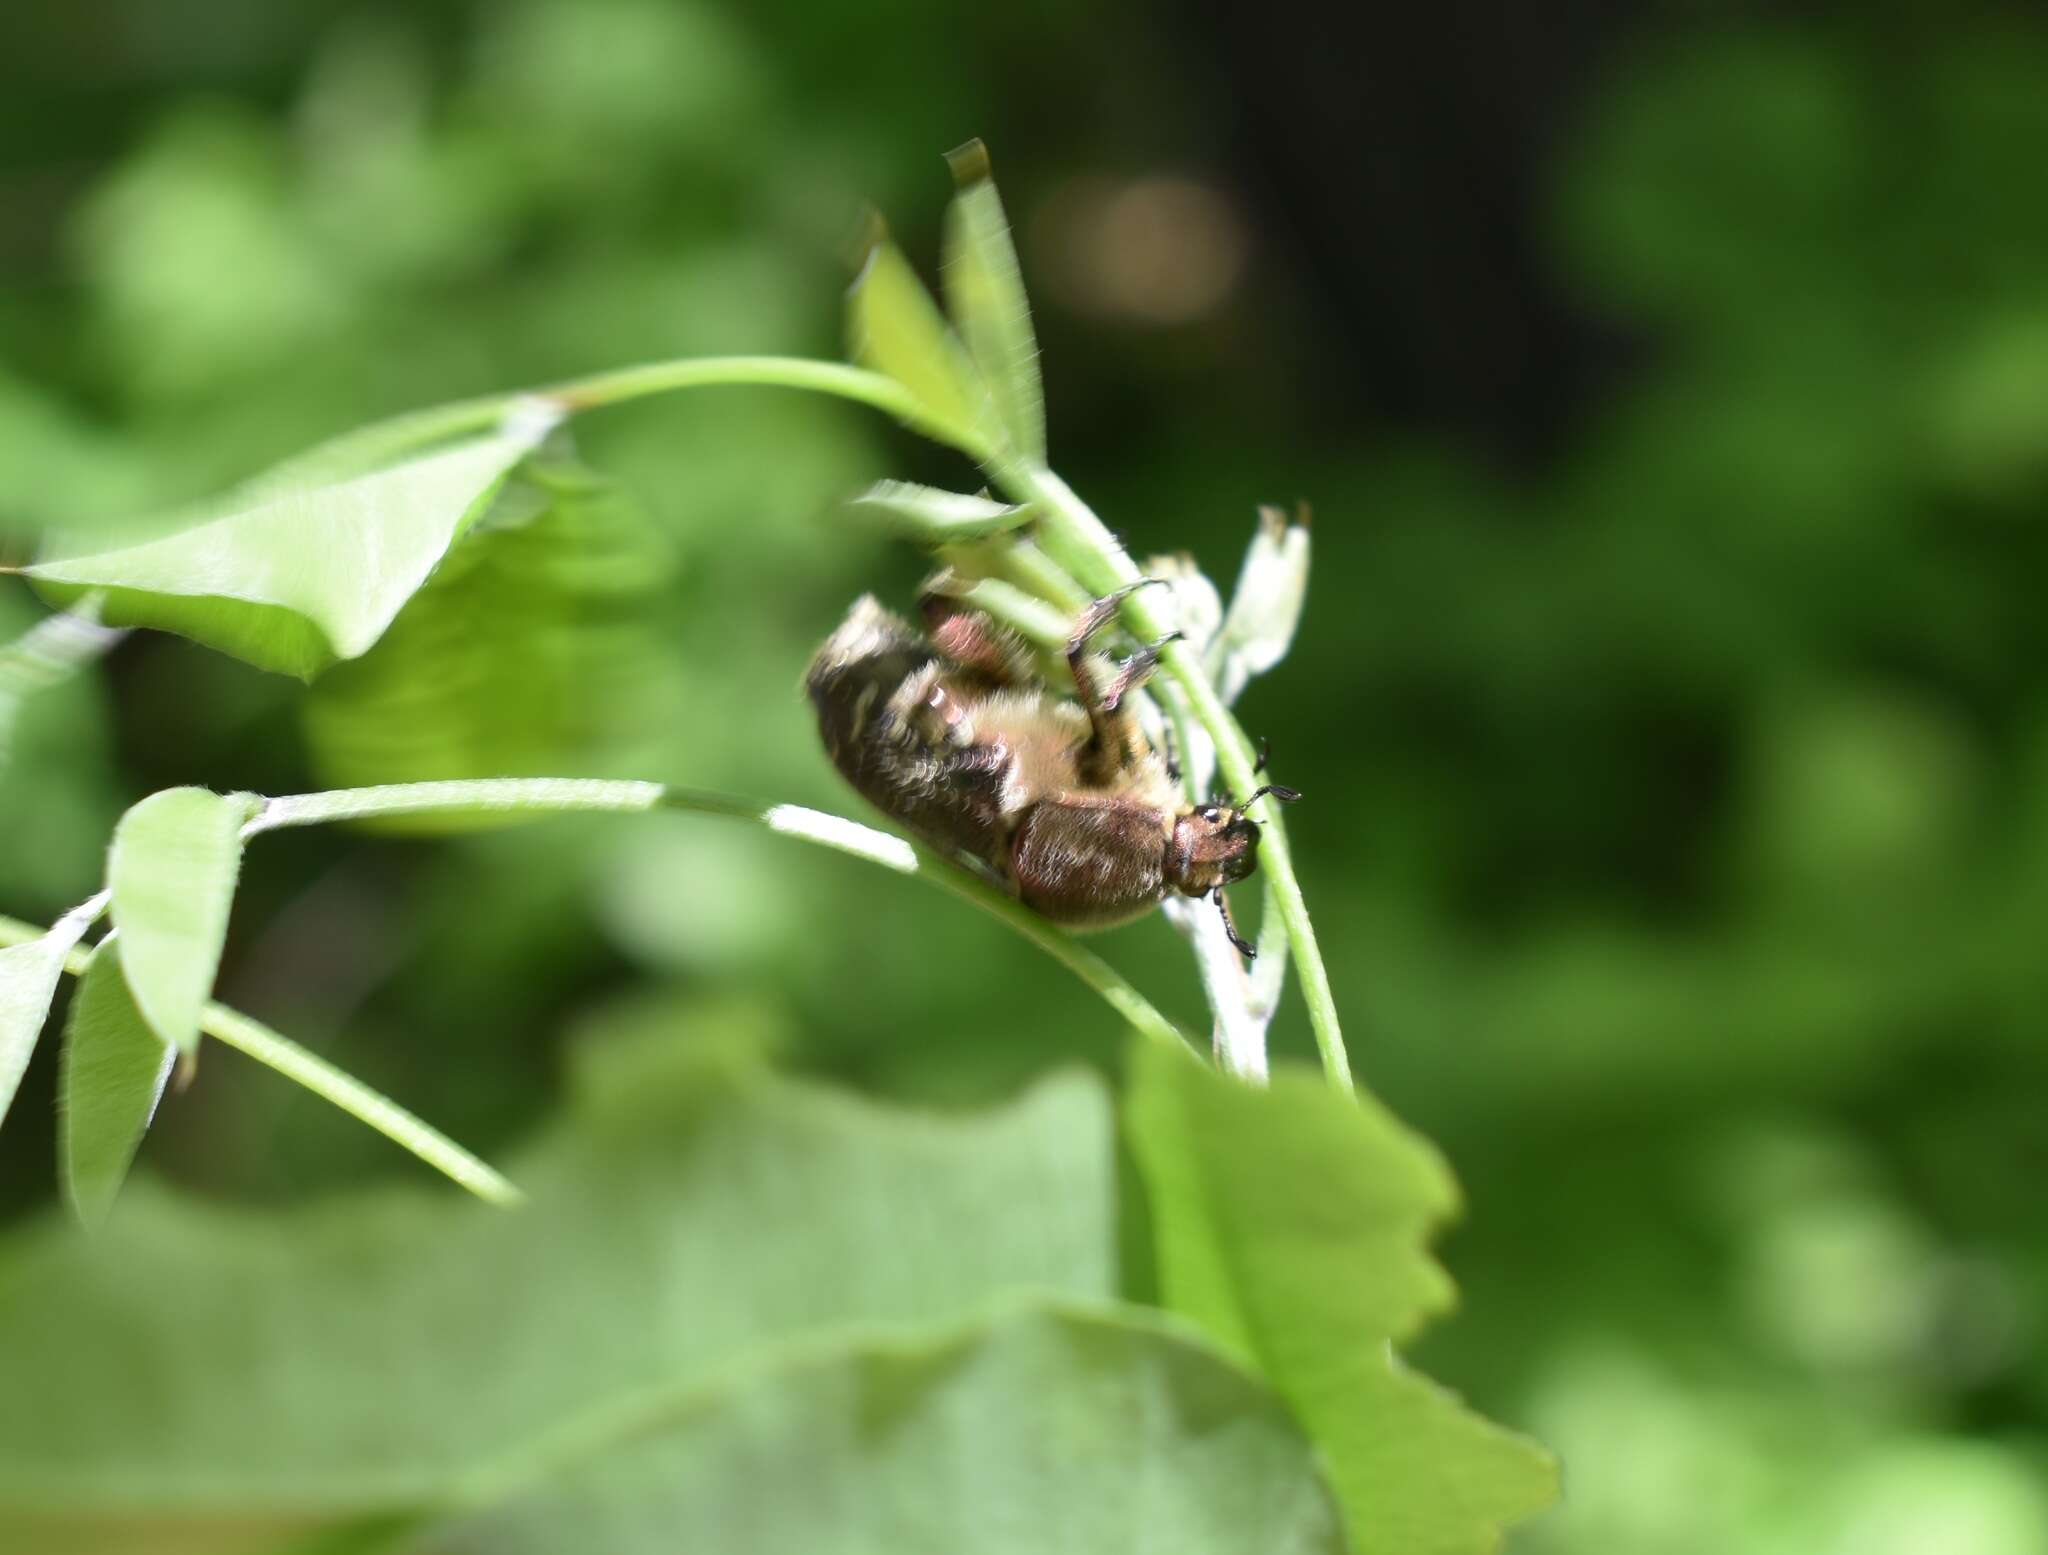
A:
[1065,577,1168,659]
[1214,887,1255,960]
[918,586,1036,686]
[1068,581,1169,783]
[1099,632,1183,713]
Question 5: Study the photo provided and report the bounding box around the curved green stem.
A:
[246,780,1193,1054]
[298,357,991,477]
[0,911,522,1206]
[992,465,1353,1091]
[542,357,989,459]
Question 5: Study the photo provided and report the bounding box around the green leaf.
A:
[0,1040,1117,1529]
[107,787,260,1061]
[26,411,556,678]
[244,396,516,494]
[400,1308,1344,1555]
[848,478,1030,539]
[58,941,173,1230]
[302,454,676,820]
[0,896,102,1133]
[943,139,1046,462]
[847,233,990,457]
[1125,1042,1560,1555]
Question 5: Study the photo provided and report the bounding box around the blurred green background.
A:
[3,1,2046,1550]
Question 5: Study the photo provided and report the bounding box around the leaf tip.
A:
[848,207,890,278]
[945,137,994,188]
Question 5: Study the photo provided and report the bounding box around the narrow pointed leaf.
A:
[848,479,1029,539]
[943,139,1045,461]
[1125,1041,1559,1555]
[108,786,260,1061]
[0,895,103,1132]
[27,411,557,678]
[1211,505,1311,705]
[59,940,173,1229]
[847,236,990,457]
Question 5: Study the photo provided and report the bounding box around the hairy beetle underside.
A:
[806,584,1278,951]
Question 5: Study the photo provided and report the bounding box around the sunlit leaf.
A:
[1125,1042,1560,1555]
[399,1308,1344,1555]
[302,453,676,821]
[58,940,173,1230]
[245,396,516,495]
[847,233,989,456]
[107,787,261,1061]
[943,139,1045,462]
[0,1041,1116,1532]
[0,896,102,1133]
[26,410,557,679]
[848,478,1029,539]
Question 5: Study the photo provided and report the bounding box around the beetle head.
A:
[1167,802,1259,896]
[1165,784,1301,898]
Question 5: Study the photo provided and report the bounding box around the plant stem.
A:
[201,1002,525,1206]
[329,358,989,472]
[245,780,1193,1055]
[0,912,522,1206]
[543,357,988,458]
[994,464,1353,1091]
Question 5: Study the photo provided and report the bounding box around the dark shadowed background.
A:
[3,1,2046,1549]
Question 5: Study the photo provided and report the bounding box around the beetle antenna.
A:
[1214,887,1255,959]
[1242,783,1301,808]
[1254,736,1271,774]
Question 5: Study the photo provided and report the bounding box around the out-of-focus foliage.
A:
[0,1034,1349,1550]
[0,1,2044,1551]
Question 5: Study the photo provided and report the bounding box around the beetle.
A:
[804,580,1296,955]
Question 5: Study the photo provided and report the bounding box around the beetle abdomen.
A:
[1010,795,1172,928]
[805,596,1018,866]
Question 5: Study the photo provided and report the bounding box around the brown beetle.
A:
[805,581,1294,954]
